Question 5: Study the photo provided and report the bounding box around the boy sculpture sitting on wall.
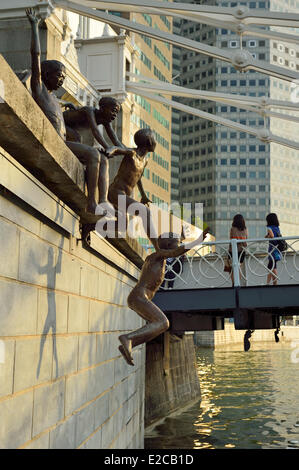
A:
[63,97,127,217]
[26,9,124,220]
[119,227,209,366]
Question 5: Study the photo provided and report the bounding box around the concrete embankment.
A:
[145,333,201,427]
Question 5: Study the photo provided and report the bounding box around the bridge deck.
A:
[153,285,299,332]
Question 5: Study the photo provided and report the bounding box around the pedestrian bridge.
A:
[153,236,299,333]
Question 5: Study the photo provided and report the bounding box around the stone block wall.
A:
[0,146,145,449]
[145,333,200,427]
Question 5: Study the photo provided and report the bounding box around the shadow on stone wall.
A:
[32,236,64,379]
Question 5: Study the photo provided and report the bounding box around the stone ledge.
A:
[0,54,87,216]
[0,54,146,267]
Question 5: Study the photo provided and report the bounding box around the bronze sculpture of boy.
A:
[119,227,209,366]
[26,8,124,219]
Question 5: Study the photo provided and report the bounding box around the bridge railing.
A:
[161,236,299,290]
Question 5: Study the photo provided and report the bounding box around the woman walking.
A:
[229,214,248,286]
[265,213,282,285]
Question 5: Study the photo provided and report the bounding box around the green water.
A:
[145,342,299,449]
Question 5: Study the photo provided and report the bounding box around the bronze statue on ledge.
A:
[63,97,127,218]
[118,227,209,366]
[26,8,123,222]
[105,128,159,248]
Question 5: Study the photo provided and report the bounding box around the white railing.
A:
[161,236,299,290]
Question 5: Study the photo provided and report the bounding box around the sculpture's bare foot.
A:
[81,223,95,244]
[118,335,134,366]
[87,200,97,214]
[96,201,117,221]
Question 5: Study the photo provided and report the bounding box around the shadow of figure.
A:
[36,236,64,379]
[54,202,64,225]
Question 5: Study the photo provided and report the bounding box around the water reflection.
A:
[145,342,299,449]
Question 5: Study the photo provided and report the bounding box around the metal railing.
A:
[161,236,299,290]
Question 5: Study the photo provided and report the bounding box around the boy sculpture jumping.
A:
[119,227,209,366]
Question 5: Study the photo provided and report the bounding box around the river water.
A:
[145,342,299,449]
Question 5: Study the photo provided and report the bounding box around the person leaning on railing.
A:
[265,213,282,286]
[227,214,248,286]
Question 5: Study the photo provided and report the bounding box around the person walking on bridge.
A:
[265,213,283,286]
[228,214,248,286]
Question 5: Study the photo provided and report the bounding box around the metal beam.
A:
[76,0,299,44]
[126,85,299,150]
[65,0,299,28]
[154,285,299,314]
[54,1,299,82]
[126,73,299,112]
[127,81,299,124]
[127,72,299,111]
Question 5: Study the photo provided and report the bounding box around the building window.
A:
[249,40,256,47]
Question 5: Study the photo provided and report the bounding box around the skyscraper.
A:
[173,0,299,239]
[130,13,173,211]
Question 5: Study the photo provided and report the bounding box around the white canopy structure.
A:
[1,0,298,149]
[55,0,299,82]
[68,0,299,44]
[44,0,299,150]
[126,76,299,151]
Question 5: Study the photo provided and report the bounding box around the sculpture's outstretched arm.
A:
[26,9,42,94]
